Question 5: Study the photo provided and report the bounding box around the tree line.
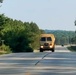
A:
[45,30,76,45]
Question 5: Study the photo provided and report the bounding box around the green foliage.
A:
[71,36,76,44]
[0,44,11,54]
[0,14,7,28]
[0,14,41,52]
[24,47,33,52]
[29,22,40,34]
[40,29,45,34]
[2,20,31,52]
[24,22,41,49]
[68,46,76,52]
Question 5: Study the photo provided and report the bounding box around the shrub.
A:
[25,47,33,52]
[68,46,76,52]
[0,44,12,54]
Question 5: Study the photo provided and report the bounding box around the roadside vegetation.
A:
[0,44,11,54]
[67,46,76,52]
[0,14,45,54]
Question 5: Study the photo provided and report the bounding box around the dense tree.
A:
[40,29,45,34]
[24,22,41,49]
[2,19,33,52]
[0,14,6,45]
[0,14,41,52]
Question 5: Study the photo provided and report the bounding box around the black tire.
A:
[52,48,54,52]
[40,48,43,52]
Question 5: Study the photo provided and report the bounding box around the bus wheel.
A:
[40,48,43,52]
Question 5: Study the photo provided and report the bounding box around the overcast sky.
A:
[0,0,76,31]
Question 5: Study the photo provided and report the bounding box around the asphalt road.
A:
[0,46,76,75]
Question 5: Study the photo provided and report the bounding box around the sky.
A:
[0,0,76,31]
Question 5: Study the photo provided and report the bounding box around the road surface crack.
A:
[35,52,51,65]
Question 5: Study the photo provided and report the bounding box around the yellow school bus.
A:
[40,34,55,52]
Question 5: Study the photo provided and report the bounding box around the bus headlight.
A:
[50,46,52,48]
[41,46,43,48]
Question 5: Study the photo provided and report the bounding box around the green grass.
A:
[67,46,76,52]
